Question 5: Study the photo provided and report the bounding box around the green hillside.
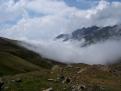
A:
[0,52,40,76]
[0,37,62,76]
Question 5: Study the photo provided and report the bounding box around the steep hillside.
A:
[0,37,62,76]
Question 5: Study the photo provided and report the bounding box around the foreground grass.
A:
[2,71,71,91]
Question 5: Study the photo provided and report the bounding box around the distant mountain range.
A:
[56,25,121,46]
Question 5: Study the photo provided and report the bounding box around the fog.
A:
[19,39,121,64]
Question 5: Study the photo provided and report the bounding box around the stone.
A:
[71,84,86,91]
[62,77,71,84]
[43,87,53,91]
[16,78,22,83]
[48,79,54,81]
[80,85,86,90]
[65,78,71,83]
[77,68,87,74]
[58,75,65,81]
[11,78,22,83]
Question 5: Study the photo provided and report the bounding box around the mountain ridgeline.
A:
[56,25,121,46]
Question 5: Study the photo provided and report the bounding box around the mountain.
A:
[0,37,63,76]
[56,25,121,46]
[0,37,121,91]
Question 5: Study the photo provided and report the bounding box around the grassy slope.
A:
[0,52,40,76]
[0,37,62,76]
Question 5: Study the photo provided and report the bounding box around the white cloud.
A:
[1,0,121,64]
[0,0,25,23]
[20,39,121,64]
[1,0,121,41]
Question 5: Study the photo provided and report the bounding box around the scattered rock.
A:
[58,75,65,81]
[43,87,53,91]
[77,68,87,74]
[65,78,71,83]
[47,79,58,82]
[47,79,54,81]
[80,85,86,90]
[62,77,71,84]
[100,66,110,72]
[71,84,86,91]
[11,78,22,83]
[16,78,22,83]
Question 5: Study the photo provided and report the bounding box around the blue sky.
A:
[64,0,121,9]
[24,0,121,22]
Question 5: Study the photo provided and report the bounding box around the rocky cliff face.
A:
[56,25,121,46]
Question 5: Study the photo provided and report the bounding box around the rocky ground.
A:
[0,63,121,91]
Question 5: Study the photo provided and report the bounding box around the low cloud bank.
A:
[19,39,121,64]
